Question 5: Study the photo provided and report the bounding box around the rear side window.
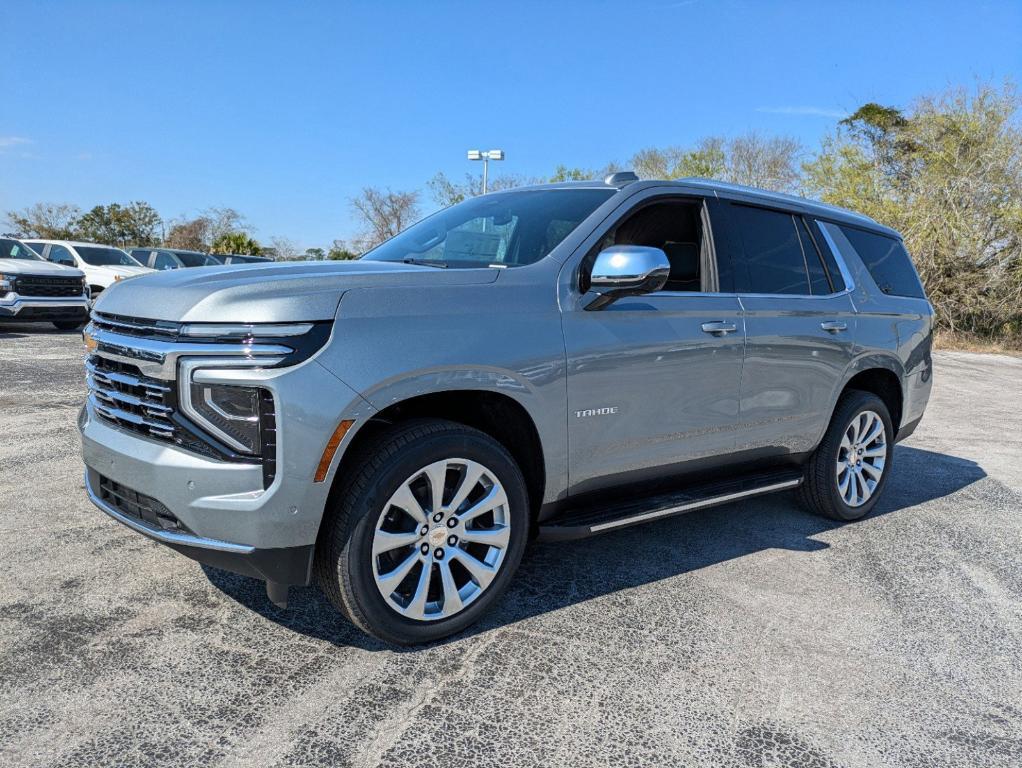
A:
[821,222,925,298]
[730,204,811,295]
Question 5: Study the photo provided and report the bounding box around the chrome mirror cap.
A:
[586,245,671,310]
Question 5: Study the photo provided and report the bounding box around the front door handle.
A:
[701,321,738,336]
[820,321,848,333]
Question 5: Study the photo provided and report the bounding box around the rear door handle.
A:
[701,321,738,336]
[820,321,848,333]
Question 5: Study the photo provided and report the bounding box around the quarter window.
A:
[731,205,811,295]
[824,223,925,299]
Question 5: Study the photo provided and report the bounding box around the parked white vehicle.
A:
[24,240,153,296]
[0,237,90,328]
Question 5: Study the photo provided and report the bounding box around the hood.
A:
[0,258,84,278]
[92,259,500,322]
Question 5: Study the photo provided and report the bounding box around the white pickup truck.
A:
[0,237,90,329]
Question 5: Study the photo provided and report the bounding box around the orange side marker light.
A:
[314,419,355,482]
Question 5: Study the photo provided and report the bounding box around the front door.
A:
[562,195,745,494]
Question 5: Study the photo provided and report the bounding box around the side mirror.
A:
[584,245,670,310]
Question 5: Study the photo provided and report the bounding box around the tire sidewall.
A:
[825,393,895,521]
[341,429,529,644]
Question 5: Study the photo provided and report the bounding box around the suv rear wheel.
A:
[800,390,894,521]
[316,419,529,645]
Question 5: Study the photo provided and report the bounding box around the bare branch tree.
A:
[350,187,421,250]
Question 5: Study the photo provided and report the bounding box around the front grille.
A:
[87,354,176,442]
[97,474,188,532]
[15,274,84,297]
[91,311,181,339]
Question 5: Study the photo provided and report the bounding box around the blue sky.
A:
[2,0,1020,249]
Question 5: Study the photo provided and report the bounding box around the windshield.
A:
[173,251,219,267]
[361,188,615,268]
[0,238,43,260]
[75,246,144,267]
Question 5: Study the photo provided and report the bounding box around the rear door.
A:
[723,201,857,457]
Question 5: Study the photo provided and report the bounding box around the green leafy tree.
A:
[76,201,163,246]
[631,134,800,192]
[211,231,262,255]
[804,82,1022,342]
[327,239,359,260]
[5,202,82,239]
[304,247,326,260]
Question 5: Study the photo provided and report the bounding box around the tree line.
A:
[5,81,1019,343]
[346,82,1021,344]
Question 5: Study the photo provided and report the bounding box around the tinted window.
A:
[153,251,179,270]
[172,251,219,267]
[48,245,76,266]
[834,224,925,298]
[74,246,143,267]
[363,189,615,268]
[795,217,832,295]
[731,205,810,295]
[806,220,846,292]
[0,238,43,260]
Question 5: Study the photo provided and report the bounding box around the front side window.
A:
[73,246,144,267]
[48,245,76,266]
[362,189,614,269]
[731,204,811,295]
[593,199,709,292]
[0,238,43,260]
[173,251,219,267]
[153,251,180,270]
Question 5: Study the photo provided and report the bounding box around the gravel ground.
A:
[1,324,1020,768]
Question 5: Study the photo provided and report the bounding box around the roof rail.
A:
[605,171,639,186]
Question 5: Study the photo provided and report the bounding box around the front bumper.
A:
[85,466,315,585]
[80,349,374,586]
[0,294,90,321]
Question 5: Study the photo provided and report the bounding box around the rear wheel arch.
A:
[841,366,904,434]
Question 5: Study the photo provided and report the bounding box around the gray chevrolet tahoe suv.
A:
[80,174,933,644]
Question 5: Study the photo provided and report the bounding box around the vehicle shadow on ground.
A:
[203,444,986,651]
[0,322,82,337]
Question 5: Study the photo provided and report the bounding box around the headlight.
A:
[0,274,12,293]
[185,382,267,455]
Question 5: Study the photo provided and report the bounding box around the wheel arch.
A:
[325,388,548,525]
[836,354,905,434]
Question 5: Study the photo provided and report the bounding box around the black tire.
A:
[315,418,529,645]
[799,390,894,522]
[53,320,84,330]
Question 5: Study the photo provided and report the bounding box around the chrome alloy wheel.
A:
[836,409,888,508]
[371,458,511,621]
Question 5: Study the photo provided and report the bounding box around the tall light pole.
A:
[467,149,504,194]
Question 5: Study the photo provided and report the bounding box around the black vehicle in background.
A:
[129,248,221,270]
[209,253,273,265]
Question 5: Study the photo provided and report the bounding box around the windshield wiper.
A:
[402,257,448,268]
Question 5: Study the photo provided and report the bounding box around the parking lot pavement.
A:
[1,324,1020,767]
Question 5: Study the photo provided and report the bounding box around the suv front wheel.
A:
[800,390,894,522]
[316,419,529,645]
